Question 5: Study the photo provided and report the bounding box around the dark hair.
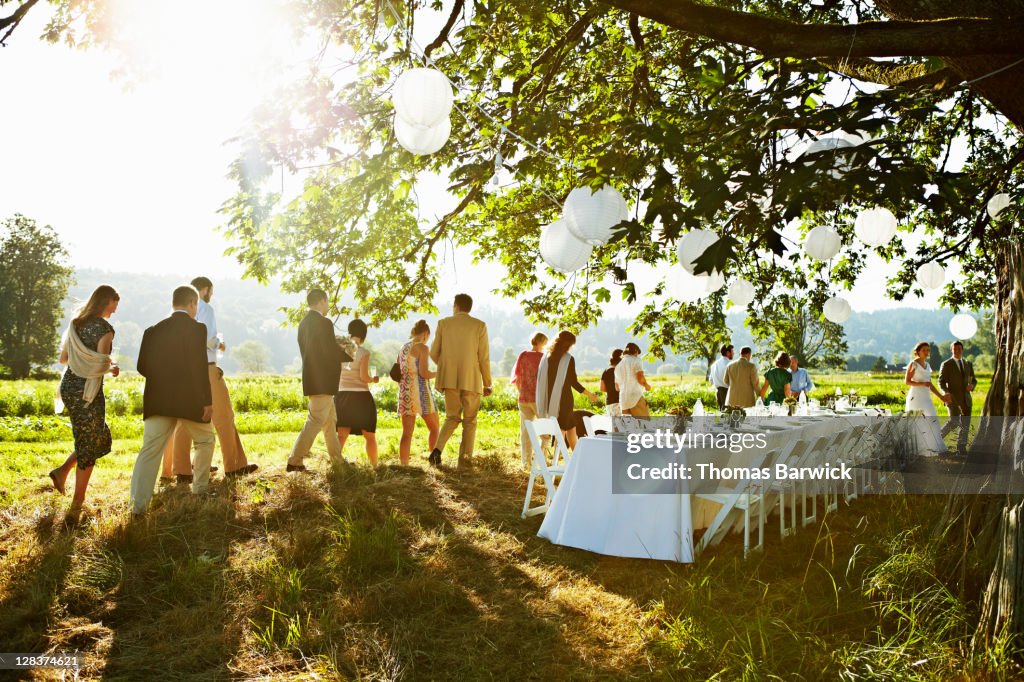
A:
[410,319,430,338]
[531,332,548,348]
[609,348,623,366]
[547,330,576,362]
[454,293,473,312]
[774,351,790,369]
[740,346,753,357]
[913,341,930,356]
[952,341,964,349]
[348,318,368,341]
[73,285,120,329]
[720,344,734,356]
[191,276,213,292]
[172,285,199,308]
[307,288,328,306]
[624,342,642,356]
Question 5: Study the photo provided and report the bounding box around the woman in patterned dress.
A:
[48,285,120,516]
[397,320,439,466]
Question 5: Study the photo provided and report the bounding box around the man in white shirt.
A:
[708,344,734,410]
[161,277,258,482]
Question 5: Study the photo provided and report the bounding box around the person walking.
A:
[287,289,350,472]
[49,285,121,520]
[939,341,976,456]
[511,332,548,468]
[724,346,760,409]
[397,320,439,466]
[536,331,599,450]
[615,342,651,417]
[334,319,380,465]
[600,348,623,417]
[129,286,217,514]
[161,276,257,484]
[428,293,492,469]
[708,344,734,411]
[761,352,794,405]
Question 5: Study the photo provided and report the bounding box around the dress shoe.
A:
[226,463,259,479]
[176,474,194,485]
[286,464,308,473]
[427,449,442,468]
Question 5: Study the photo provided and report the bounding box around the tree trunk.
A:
[945,241,1024,653]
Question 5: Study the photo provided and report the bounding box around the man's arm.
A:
[137,328,152,377]
[724,366,731,386]
[430,323,442,364]
[938,361,951,392]
[479,323,492,391]
[749,366,759,394]
[197,303,218,349]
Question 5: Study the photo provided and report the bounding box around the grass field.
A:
[0,373,1012,680]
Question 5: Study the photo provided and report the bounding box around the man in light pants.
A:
[287,288,349,471]
[130,286,216,514]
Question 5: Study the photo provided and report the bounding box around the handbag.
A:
[389,359,402,382]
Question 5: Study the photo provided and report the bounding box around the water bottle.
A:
[693,399,705,416]
[799,391,807,404]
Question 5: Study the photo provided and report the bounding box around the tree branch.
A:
[816,57,955,88]
[0,0,41,47]
[423,0,464,57]
[597,0,1024,58]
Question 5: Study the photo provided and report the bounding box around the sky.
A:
[0,0,949,316]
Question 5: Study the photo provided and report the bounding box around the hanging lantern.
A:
[563,185,627,246]
[667,266,723,303]
[949,313,978,340]
[854,207,898,247]
[915,262,945,290]
[803,225,842,261]
[800,137,855,179]
[727,278,755,308]
[392,67,454,128]
[987,193,1012,219]
[539,220,592,273]
[823,296,852,324]
[676,229,719,275]
[393,115,451,155]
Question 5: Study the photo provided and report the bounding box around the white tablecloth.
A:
[537,413,877,563]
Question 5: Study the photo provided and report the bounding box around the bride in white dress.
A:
[904,342,951,455]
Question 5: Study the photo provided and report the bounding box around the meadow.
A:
[0,371,1010,680]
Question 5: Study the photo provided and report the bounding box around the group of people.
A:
[707,345,816,411]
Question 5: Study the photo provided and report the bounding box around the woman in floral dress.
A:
[397,320,438,466]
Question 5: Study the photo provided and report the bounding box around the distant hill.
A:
[65,269,983,376]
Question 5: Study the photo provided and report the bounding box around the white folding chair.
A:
[583,413,614,437]
[521,417,572,519]
[764,439,811,539]
[695,449,772,558]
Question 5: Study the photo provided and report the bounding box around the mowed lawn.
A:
[0,418,1007,680]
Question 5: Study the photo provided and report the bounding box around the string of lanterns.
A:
[381,12,1006,335]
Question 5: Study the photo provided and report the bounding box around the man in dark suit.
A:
[939,341,976,456]
[130,286,216,514]
[287,288,350,471]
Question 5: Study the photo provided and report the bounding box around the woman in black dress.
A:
[536,331,598,450]
[335,319,381,465]
[600,348,623,416]
[49,285,120,516]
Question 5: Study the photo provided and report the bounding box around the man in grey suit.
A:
[939,341,976,456]
[724,347,760,409]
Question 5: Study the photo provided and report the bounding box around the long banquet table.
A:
[537,412,876,563]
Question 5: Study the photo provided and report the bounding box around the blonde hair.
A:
[530,332,548,348]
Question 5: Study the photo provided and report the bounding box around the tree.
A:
[499,347,517,376]
[632,290,731,380]
[871,356,888,372]
[0,215,73,379]
[928,342,942,371]
[231,340,272,374]
[748,294,847,369]
[14,0,1024,654]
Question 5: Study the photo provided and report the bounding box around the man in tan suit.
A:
[428,293,492,468]
[724,346,760,409]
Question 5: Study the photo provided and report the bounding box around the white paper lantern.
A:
[667,267,723,303]
[727,278,755,308]
[393,115,451,155]
[563,185,627,246]
[801,137,855,179]
[988,193,1012,219]
[392,68,454,128]
[803,225,842,261]
[949,313,978,340]
[823,296,852,324]
[539,220,592,273]
[676,229,719,275]
[854,207,898,247]
[915,261,945,290]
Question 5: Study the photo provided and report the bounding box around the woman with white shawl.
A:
[535,331,599,450]
[48,285,121,518]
